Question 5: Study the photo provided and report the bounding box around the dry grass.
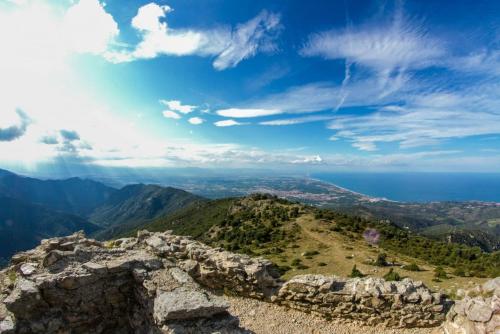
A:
[264,214,486,292]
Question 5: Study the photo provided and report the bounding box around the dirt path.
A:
[226,296,437,334]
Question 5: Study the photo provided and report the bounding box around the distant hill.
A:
[0,172,115,216]
[122,194,499,288]
[90,184,205,239]
[0,195,100,265]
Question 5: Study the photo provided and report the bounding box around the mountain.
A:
[90,184,205,239]
[0,171,115,216]
[122,194,499,289]
[0,195,100,266]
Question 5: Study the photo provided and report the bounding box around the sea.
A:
[312,173,500,203]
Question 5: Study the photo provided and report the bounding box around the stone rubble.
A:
[0,230,483,333]
[441,277,499,334]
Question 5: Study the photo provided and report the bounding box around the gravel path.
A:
[226,296,437,334]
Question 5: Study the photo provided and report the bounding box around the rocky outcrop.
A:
[441,278,499,334]
[0,231,249,333]
[0,231,451,333]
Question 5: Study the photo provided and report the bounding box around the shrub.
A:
[453,267,466,277]
[383,268,401,281]
[318,262,327,266]
[277,265,291,275]
[349,265,365,278]
[291,258,302,267]
[375,253,388,266]
[303,250,320,257]
[434,266,448,279]
[402,262,421,272]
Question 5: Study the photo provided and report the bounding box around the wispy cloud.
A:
[300,6,444,90]
[260,115,336,126]
[106,4,281,70]
[214,119,245,127]
[216,108,281,118]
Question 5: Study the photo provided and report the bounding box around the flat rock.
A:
[153,287,229,322]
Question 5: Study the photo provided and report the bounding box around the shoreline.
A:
[308,175,500,204]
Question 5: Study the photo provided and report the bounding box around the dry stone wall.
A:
[0,230,457,333]
[441,278,499,334]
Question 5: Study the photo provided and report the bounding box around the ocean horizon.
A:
[312,172,500,203]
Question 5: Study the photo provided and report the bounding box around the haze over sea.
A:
[312,173,500,203]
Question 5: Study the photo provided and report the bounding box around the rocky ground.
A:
[227,296,434,334]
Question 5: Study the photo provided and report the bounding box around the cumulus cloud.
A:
[160,100,197,114]
[106,4,281,70]
[63,0,119,54]
[214,119,244,127]
[188,117,204,125]
[162,110,181,119]
[0,109,31,142]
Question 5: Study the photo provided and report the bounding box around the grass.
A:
[7,270,16,283]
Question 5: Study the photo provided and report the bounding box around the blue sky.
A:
[0,0,499,173]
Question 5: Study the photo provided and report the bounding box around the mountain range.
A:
[0,169,201,265]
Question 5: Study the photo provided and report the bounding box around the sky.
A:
[0,0,499,174]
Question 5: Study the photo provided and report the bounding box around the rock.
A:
[483,277,500,294]
[465,299,493,322]
[439,278,500,333]
[83,261,107,275]
[0,316,15,333]
[19,264,36,276]
[153,287,228,322]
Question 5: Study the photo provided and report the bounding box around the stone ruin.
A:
[441,277,499,334]
[0,230,495,333]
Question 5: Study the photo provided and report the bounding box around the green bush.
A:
[349,265,365,278]
[303,250,320,257]
[434,266,448,279]
[402,262,421,271]
[291,258,302,267]
[375,253,388,266]
[453,267,466,277]
[383,268,401,281]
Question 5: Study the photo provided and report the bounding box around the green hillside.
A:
[91,184,205,239]
[130,194,499,288]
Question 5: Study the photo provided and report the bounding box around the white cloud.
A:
[63,0,119,54]
[188,117,204,125]
[260,115,336,126]
[212,10,281,70]
[107,4,281,70]
[301,9,444,72]
[291,155,323,164]
[328,88,500,151]
[160,100,196,114]
[214,119,244,127]
[216,108,281,118]
[162,110,181,119]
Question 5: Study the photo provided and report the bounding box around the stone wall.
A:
[0,231,453,333]
[441,278,499,334]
